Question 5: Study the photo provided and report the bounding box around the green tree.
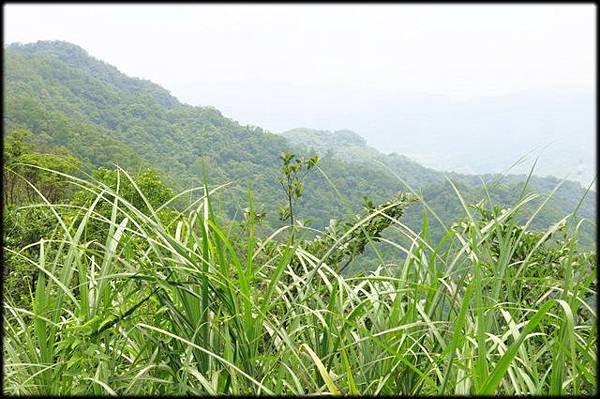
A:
[3,128,34,204]
[3,205,58,307]
[18,152,80,203]
[303,193,418,272]
[3,128,80,205]
[71,167,175,214]
[277,151,319,237]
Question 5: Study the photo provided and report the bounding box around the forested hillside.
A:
[281,128,445,187]
[4,41,596,248]
[282,128,596,249]
[3,40,596,396]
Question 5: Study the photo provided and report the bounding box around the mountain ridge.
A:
[280,127,446,187]
[4,40,595,248]
[7,40,180,107]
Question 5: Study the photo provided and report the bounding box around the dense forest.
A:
[4,41,596,243]
[3,41,597,395]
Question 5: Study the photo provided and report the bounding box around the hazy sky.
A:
[3,4,596,182]
[4,4,595,99]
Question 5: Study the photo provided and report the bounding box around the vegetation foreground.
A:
[2,163,597,395]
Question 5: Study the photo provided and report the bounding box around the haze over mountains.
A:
[5,5,594,187]
[174,80,595,186]
[3,5,597,393]
[4,40,596,250]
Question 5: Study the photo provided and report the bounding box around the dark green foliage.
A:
[3,128,80,204]
[71,167,175,215]
[455,202,597,306]
[3,173,595,395]
[303,192,419,273]
[3,40,596,259]
[277,151,320,231]
[2,40,596,397]
[2,147,179,308]
[69,167,180,246]
[3,206,59,306]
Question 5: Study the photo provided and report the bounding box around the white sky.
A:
[3,4,596,183]
[4,4,596,100]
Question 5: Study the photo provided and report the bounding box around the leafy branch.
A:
[278,151,319,240]
[302,192,419,273]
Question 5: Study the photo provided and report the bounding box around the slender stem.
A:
[288,187,295,238]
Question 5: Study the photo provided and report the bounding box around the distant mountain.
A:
[281,126,595,193]
[283,126,597,251]
[365,89,596,186]
[186,80,594,186]
[281,128,445,187]
[4,41,596,252]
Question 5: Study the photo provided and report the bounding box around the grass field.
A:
[3,167,597,395]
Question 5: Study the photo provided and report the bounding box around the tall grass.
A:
[3,167,597,395]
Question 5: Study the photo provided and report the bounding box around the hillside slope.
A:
[281,128,445,187]
[4,41,596,249]
[281,127,596,251]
